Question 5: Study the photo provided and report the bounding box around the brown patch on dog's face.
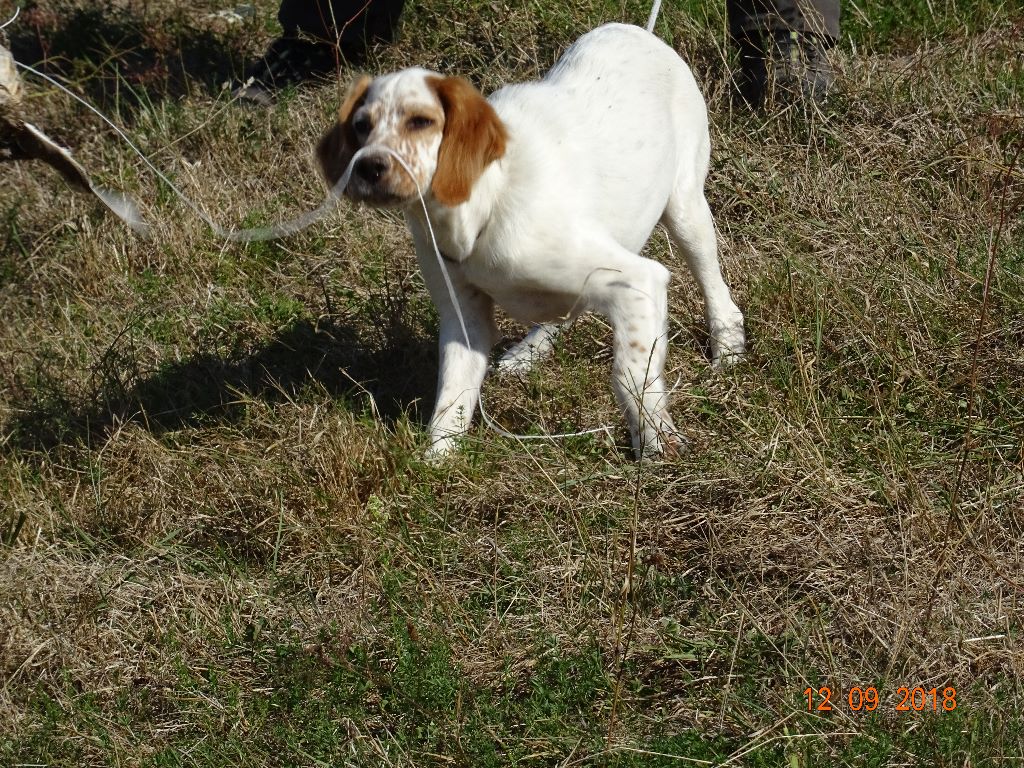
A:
[317,71,447,206]
[315,75,371,191]
[426,76,507,207]
[346,97,445,205]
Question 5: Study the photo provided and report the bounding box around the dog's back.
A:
[487,23,711,253]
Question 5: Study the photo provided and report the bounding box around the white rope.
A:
[382,149,471,345]
[14,61,207,229]
[645,0,663,33]
[0,5,19,31]
[11,58,359,241]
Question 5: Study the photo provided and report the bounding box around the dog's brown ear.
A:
[316,75,372,189]
[427,76,507,207]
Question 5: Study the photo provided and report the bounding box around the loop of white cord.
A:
[379,148,615,444]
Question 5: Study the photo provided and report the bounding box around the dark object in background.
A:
[235,0,406,104]
[727,0,840,106]
[277,0,406,47]
[237,0,838,108]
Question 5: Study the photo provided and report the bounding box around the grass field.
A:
[1,0,1022,765]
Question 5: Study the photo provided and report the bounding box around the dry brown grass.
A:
[1,1,1022,766]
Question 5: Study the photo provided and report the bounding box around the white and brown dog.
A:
[317,23,745,459]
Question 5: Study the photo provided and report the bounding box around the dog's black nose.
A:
[354,155,388,183]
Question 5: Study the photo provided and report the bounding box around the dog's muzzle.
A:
[346,149,410,206]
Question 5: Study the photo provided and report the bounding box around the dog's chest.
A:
[456,235,580,324]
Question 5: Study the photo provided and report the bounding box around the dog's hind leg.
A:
[494,322,563,376]
[661,188,745,367]
[578,241,681,459]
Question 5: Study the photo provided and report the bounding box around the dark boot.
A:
[234,36,343,105]
[235,0,404,105]
[735,33,768,107]
[735,28,834,107]
[768,29,835,103]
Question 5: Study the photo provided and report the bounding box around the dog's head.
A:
[316,68,507,208]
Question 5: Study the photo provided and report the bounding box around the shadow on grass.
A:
[6,0,254,112]
[3,316,438,454]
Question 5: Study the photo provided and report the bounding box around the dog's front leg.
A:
[409,217,498,458]
[426,291,496,457]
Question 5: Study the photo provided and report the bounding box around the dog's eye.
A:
[352,116,372,136]
[406,115,435,131]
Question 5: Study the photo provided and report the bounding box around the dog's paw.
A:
[492,352,534,377]
[633,417,689,462]
[709,317,746,369]
[422,435,461,463]
[493,323,561,377]
[659,428,689,460]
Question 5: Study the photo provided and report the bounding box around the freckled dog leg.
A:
[581,243,681,459]
[494,322,563,376]
[661,190,745,367]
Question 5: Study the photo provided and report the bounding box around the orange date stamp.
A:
[804,685,958,713]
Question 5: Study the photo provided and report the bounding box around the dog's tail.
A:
[645,0,662,33]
